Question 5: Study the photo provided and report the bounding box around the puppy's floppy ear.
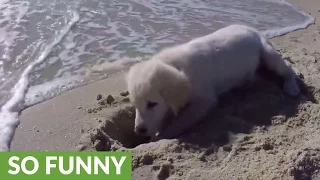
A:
[125,63,140,87]
[151,62,190,116]
[124,72,129,84]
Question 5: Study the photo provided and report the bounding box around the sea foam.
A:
[0,10,79,151]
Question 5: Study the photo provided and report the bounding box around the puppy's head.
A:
[126,61,190,137]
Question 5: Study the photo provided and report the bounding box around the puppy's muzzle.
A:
[134,125,148,136]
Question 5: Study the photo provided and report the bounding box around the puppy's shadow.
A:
[178,68,317,148]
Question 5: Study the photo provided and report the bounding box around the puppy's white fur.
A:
[126,24,300,139]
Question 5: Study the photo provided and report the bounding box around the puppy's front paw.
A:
[150,132,162,142]
[283,79,300,97]
[150,136,161,142]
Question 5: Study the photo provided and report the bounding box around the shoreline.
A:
[9,0,320,179]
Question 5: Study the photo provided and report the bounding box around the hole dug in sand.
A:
[78,104,150,151]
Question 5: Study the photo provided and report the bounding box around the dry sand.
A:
[10,0,320,179]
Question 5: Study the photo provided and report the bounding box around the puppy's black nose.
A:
[136,127,148,135]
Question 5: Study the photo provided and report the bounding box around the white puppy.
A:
[126,24,300,140]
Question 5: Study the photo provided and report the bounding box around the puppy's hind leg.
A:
[260,37,300,96]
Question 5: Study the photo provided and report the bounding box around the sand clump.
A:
[290,149,320,179]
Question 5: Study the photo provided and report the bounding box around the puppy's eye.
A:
[146,101,158,109]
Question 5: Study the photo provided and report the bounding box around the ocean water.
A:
[0,0,315,151]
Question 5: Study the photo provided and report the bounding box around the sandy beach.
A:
[10,0,320,179]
